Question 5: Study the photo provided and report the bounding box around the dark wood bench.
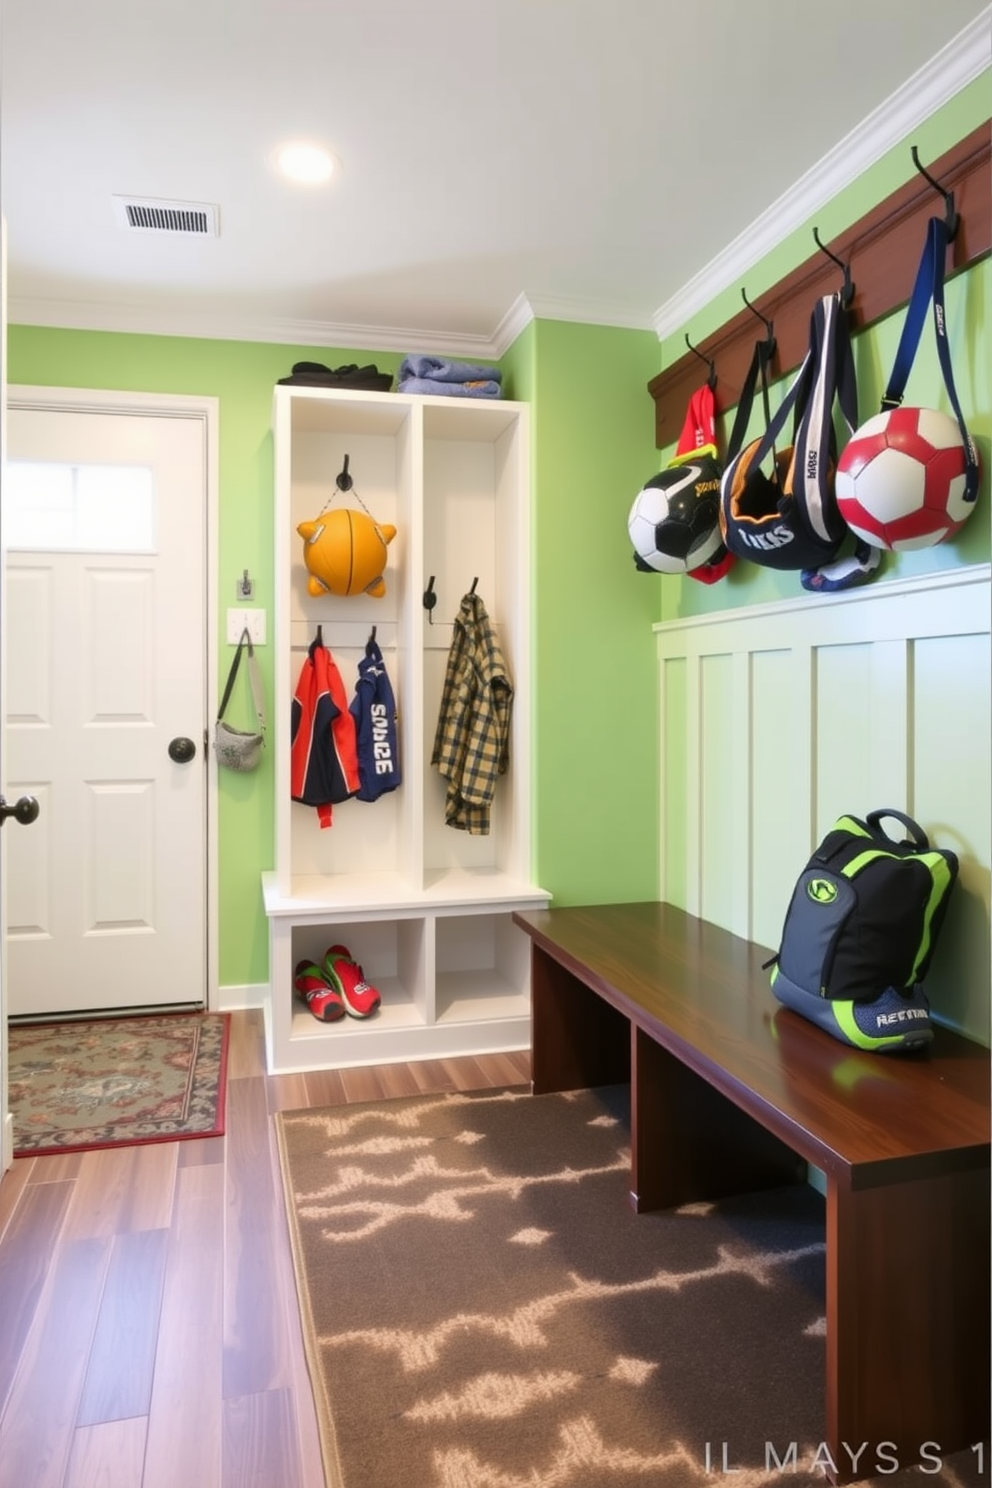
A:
[513,901,990,1485]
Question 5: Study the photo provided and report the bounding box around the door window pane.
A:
[4,461,155,552]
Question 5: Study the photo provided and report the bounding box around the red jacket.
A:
[290,632,359,828]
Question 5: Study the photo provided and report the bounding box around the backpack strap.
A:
[881,214,980,506]
[724,337,769,463]
[790,293,858,546]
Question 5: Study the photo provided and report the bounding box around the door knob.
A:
[168,736,197,763]
[0,794,40,827]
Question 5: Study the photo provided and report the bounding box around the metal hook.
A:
[469,577,479,596]
[741,288,776,359]
[684,333,717,391]
[423,574,437,625]
[911,146,958,240]
[813,227,855,308]
[336,453,354,492]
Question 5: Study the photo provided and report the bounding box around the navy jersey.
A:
[349,640,401,802]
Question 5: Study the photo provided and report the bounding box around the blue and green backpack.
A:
[767,809,958,1052]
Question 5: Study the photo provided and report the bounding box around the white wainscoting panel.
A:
[655,564,991,1042]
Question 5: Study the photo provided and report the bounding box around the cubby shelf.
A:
[261,386,549,1074]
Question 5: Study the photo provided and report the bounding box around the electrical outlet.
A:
[226,608,267,644]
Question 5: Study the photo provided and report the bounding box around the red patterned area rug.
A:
[9,1012,230,1157]
[276,1085,985,1488]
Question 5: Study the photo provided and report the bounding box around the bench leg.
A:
[530,944,630,1094]
[826,1164,990,1484]
[630,1027,805,1212]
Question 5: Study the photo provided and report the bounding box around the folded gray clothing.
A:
[398,377,502,399]
[398,354,501,384]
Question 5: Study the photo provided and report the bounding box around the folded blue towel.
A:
[398,355,502,385]
[398,377,502,399]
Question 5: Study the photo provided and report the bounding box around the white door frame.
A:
[4,383,219,1017]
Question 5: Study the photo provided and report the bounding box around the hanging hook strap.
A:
[881,214,978,504]
[741,288,776,359]
[911,146,959,240]
[684,332,717,391]
[813,227,855,308]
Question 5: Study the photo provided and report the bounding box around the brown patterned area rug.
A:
[9,1012,230,1156]
[276,1085,983,1488]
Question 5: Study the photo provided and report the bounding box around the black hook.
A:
[423,575,437,625]
[813,227,855,308]
[911,146,958,240]
[336,453,354,492]
[741,288,776,359]
[684,333,717,391]
[469,576,479,596]
[368,625,377,646]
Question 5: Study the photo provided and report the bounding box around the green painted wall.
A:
[526,319,660,905]
[499,320,535,405]
[499,316,663,904]
[656,77,992,620]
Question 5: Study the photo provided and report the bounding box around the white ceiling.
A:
[2,0,989,358]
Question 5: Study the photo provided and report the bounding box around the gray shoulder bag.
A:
[214,628,266,772]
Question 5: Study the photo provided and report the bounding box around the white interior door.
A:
[4,391,210,1018]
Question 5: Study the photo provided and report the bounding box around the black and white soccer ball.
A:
[628,455,724,574]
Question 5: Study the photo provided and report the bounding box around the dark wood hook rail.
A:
[648,122,991,448]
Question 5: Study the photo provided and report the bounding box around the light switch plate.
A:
[226,608,266,644]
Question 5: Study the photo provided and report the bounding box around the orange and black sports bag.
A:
[719,292,879,589]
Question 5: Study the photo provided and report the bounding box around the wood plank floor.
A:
[0,1009,531,1488]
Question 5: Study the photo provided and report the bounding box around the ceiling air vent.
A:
[111,195,220,236]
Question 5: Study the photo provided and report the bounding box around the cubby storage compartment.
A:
[434,912,531,1025]
[291,916,428,1029]
[262,386,549,1073]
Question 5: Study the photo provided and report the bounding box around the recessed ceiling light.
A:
[275,142,337,185]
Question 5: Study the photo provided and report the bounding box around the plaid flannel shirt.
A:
[431,593,513,835]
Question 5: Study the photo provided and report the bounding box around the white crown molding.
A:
[8,286,653,357]
[491,293,535,357]
[652,6,992,343]
[490,291,654,357]
[517,293,655,333]
[5,295,507,362]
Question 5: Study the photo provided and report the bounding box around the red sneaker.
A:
[323,944,382,1019]
[294,960,345,1022]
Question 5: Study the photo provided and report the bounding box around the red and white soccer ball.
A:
[835,406,976,551]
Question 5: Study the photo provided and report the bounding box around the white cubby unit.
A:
[262,385,550,1073]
